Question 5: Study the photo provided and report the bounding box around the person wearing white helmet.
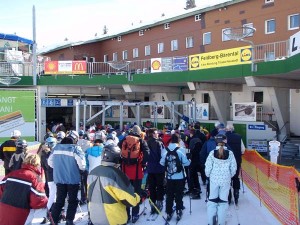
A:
[48,130,86,225]
[0,129,21,175]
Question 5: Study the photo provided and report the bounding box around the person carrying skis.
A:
[87,143,142,225]
[160,134,190,222]
[205,134,237,225]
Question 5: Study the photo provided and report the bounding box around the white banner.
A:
[196,103,209,120]
[290,31,300,57]
[150,105,164,118]
[233,102,257,122]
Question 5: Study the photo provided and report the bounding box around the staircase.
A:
[281,137,300,158]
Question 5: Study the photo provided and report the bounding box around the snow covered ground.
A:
[32,183,281,225]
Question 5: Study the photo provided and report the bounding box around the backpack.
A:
[121,135,141,165]
[165,147,183,176]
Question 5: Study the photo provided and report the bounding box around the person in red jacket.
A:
[0,153,48,225]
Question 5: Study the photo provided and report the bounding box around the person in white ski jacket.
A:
[205,134,237,225]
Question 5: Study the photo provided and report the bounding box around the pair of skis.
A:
[164,209,182,225]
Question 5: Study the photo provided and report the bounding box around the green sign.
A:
[0,90,36,142]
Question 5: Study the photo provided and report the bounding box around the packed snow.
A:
[31,183,280,225]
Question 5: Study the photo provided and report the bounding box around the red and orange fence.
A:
[242,150,300,225]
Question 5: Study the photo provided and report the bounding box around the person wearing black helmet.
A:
[48,130,86,225]
[205,134,237,225]
[87,143,141,225]
[8,139,28,171]
[0,130,21,175]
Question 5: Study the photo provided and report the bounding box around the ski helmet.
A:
[67,130,79,143]
[16,139,28,149]
[101,144,121,164]
[11,130,21,138]
[44,132,54,141]
[56,131,66,142]
[46,137,57,149]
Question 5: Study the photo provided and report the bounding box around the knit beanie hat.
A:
[132,125,141,135]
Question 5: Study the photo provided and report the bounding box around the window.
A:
[195,14,201,21]
[145,45,151,56]
[122,50,128,60]
[254,92,264,104]
[186,36,194,48]
[89,57,95,62]
[203,32,212,45]
[288,14,300,30]
[104,54,108,62]
[222,28,231,41]
[164,23,170,29]
[139,30,144,36]
[112,53,118,61]
[133,48,139,58]
[171,40,178,51]
[265,0,274,3]
[265,19,276,34]
[265,52,275,61]
[158,43,164,53]
[243,23,254,37]
[117,36,122,41]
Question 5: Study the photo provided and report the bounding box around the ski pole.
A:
[230,187,241,225]
[47,208,55,225]
[148,198,170,225]
[240,167,245,193]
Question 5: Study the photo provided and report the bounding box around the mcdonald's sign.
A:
[44,60,87,75]
[72,61,86,74]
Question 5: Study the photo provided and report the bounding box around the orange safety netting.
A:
[242,150,300,225]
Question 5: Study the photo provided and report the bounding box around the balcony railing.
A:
[0,39,290,77]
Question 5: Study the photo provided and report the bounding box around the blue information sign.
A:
[248,124,266,130]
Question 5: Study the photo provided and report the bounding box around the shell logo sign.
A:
[189,46,252,70]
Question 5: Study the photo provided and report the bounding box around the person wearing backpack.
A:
[160,134,190,222]
[119,125,150,223]
[9,139,28,171]
[205,134,237,225]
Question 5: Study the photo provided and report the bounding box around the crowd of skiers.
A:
[0,120,244,225]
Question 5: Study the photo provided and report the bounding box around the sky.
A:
[0,0,228,49]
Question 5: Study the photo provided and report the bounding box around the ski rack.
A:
[75,100,196,131]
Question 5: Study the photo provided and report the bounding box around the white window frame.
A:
[122,50,128,60]
[265,51,275,61]
[133,48,139,58]
[195,14,201,21]
[164,23,170,30]
[288,14,300,30]
[186,36,194,48]
[243,23,254,37]
[145,45,151,56]
[117,36,122,41]
[222,28,231,42]
[158,43,164,54]
[203,32,212,45]
[103,54,108,62]
[171,40,178,51]
[265,0,274,3]
[139,30,144,36]
[265,19,276,34]
[112,52,118,61]
[89,57,95,62]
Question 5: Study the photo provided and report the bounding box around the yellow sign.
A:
[189,46,252,70]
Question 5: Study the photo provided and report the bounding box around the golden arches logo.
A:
[48,62,56,70]
[241,48,252,61]
[74,62,84,71]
